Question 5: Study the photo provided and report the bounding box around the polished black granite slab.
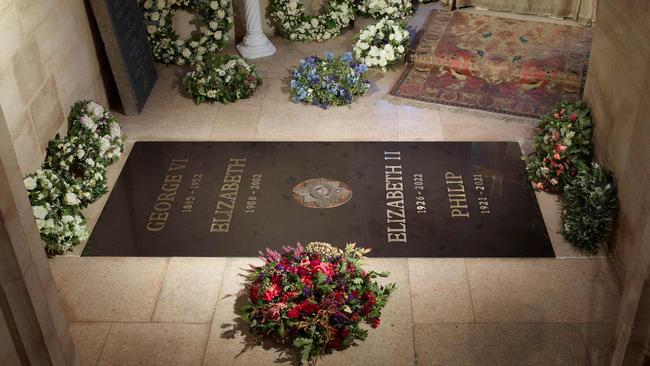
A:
[82,142,554,257]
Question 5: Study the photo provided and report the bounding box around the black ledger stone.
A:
[82,142,555,258]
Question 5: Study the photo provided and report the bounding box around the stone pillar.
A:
[236,0,276,59]
[0,107,77,365]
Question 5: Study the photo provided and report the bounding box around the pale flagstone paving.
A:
[49,3,620,365]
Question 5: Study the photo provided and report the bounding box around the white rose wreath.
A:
[356,0,413,20]
[140,0,233,65]
[269,0,355,42]
[353,18,409,70]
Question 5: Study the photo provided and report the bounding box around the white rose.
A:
[64,193,80,206]
[182,48,191,58]
[210,1,219,9]
[80,116,96,131]
[150,11,160,21]
[143,0,153,9]
[87,101,104,117]
[397,45,405,53]
[77,150,85,159]
[61,215,75,224]
[157,0,166,8]
[217,9,226,18]
[147,25,157,34]
[110,122,121,138]
[209,21,219,30]
[311,18,318,27]
[32,206,48,220]
[24,177,37,190]
[99,137,111,155]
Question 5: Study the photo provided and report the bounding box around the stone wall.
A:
[1,107,78,365]
[583,0,650,363]
[0,0,108,176]
[584,0,650,287]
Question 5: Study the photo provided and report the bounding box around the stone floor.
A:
[48,4,619,365]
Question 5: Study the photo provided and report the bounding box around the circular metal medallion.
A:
[292,178,353,209]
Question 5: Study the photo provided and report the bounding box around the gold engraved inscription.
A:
[445,172,470,218]
[210,158,247,233]
[146,158,189,232]
[385,151,407,243]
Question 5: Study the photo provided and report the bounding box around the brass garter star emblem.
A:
[292,178,353,209]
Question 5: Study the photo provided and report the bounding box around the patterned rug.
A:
[390,11,592,118]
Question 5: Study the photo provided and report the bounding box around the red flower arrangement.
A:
[241,242,395,364]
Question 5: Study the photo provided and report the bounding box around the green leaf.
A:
[318,284,333,293]
[278,320,286,338]
[482,31,492,38]
[512,55,522,63]
[519,35,528,43]
[293,337,313,348]
[293,337,313,365]
[315,271,327,284]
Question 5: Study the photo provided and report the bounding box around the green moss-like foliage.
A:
[561,163,618,254]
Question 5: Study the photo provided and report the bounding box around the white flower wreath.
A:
[140,0,233,65]
[356,0,413,20]
[353,18,410,70]
[269,0,355,42]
